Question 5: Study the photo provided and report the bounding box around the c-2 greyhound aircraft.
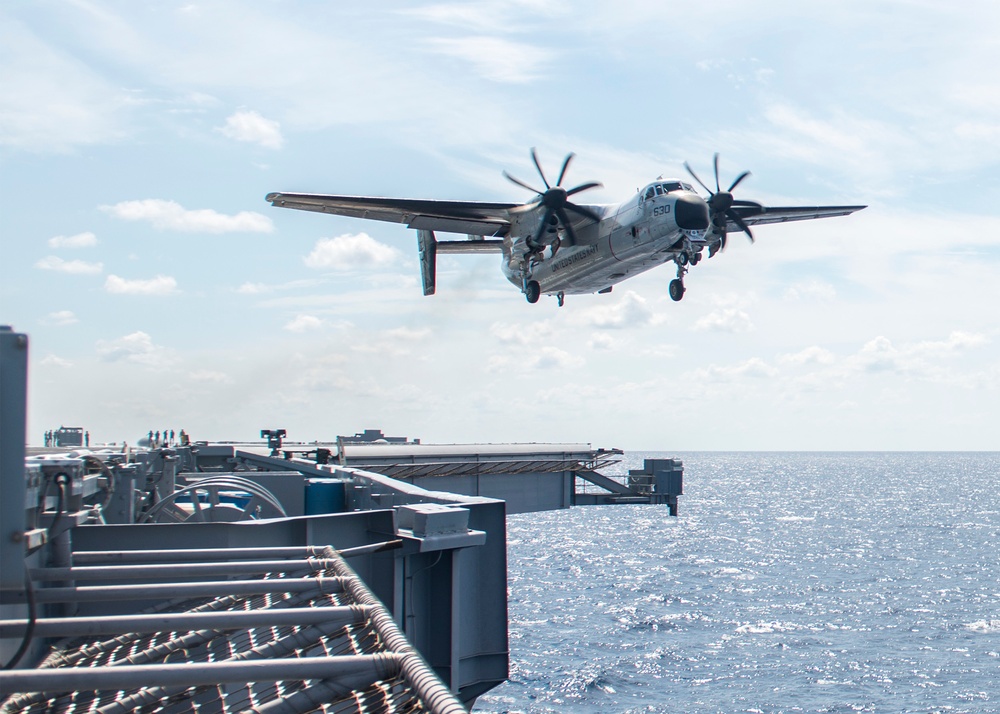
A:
[266,151,865,306]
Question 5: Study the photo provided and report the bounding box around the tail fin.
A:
[417,230,437,296]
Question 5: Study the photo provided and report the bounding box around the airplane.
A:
[266,151,865,306]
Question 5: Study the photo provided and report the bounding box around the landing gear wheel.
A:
[691,253,701,266]
[525,280,541,304]
[669,279,685,302]
[677,253,689,266]
[557,291,565,307]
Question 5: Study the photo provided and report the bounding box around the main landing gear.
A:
[522,281,564,307]
[524,280,541,304]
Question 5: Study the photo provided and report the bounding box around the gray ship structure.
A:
[0,326,684,713]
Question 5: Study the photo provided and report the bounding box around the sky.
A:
[3,1,1000,451]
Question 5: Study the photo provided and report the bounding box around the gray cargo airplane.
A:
[266,151,864,306]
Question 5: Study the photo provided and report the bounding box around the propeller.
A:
[683,153,758,251]
[504,148,603,253]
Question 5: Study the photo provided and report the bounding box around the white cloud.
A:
[48,231,98,249]
[693,358,778,382]
[35,256,103,274]
[218,109,284,149]
[852,336,911,375]
[236,278,325,294]
[104,274,178,295]
[189,369,232,384]
[914,330,988,354]
[693,307,754,333]
[639,344,679,359]
[588,333,615,350]
[385,327,431,341]
[284,315,323,332]
[583,291,658,329]
[45,310,79,326]
[485,355,512,373]
[423,37,552,84]
[490,320,553,346]
[783,279,836,302]
[40,354,73,368]
[403,3,568,32]
[96,331,173,367]
[237,282,268,294]
[484,339,587,373]
[303,233,400,270]
[530,346,584,370]
[845,331,990,377]
[348,326,431,357]
[780,346,836,366]
[101,199,273,233]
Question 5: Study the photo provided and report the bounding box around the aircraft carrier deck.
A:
[0,326,683,713]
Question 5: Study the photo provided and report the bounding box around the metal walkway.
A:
[0,545,466,714]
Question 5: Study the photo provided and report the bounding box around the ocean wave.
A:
[734,621,797,634]
[965,619,1000,633]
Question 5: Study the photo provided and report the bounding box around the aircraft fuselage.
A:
[501,182,710,296]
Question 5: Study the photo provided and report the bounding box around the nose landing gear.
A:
[669,258,688,302]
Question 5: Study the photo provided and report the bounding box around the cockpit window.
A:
[643,181,698,201]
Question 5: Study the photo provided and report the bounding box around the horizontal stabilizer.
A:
[436,240,504,254]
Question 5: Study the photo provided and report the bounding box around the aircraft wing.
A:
[265,192,519,238]
[729,204,866,232]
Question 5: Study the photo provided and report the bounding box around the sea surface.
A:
[474,452,1000,713]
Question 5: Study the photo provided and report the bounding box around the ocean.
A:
[475,452,1000,713]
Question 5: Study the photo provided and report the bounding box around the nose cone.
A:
[675,194,709,231]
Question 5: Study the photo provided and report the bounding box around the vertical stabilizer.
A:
[416,230,437,296]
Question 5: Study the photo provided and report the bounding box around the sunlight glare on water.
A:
[475,452,1000,713]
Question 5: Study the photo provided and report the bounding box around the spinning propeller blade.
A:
[531,148,550,189]
[502,171,542,196]
[683,161,712,195]
[504,148,603,250]
[684,153,755,249]
[728,170,751,193]
[556,152,574,186]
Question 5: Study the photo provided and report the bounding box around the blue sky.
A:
[3,1,999,450]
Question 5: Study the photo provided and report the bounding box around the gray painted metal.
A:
[70,545,334,564]
[2,577,346,604]
[418,229,437,295]
[30,558,348,582]
[0,327,28,592]
[0,654,399,696]
[0,604,371,638]
[1,543,471,713]
[575,469,634,495]
[69,541,400,564]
